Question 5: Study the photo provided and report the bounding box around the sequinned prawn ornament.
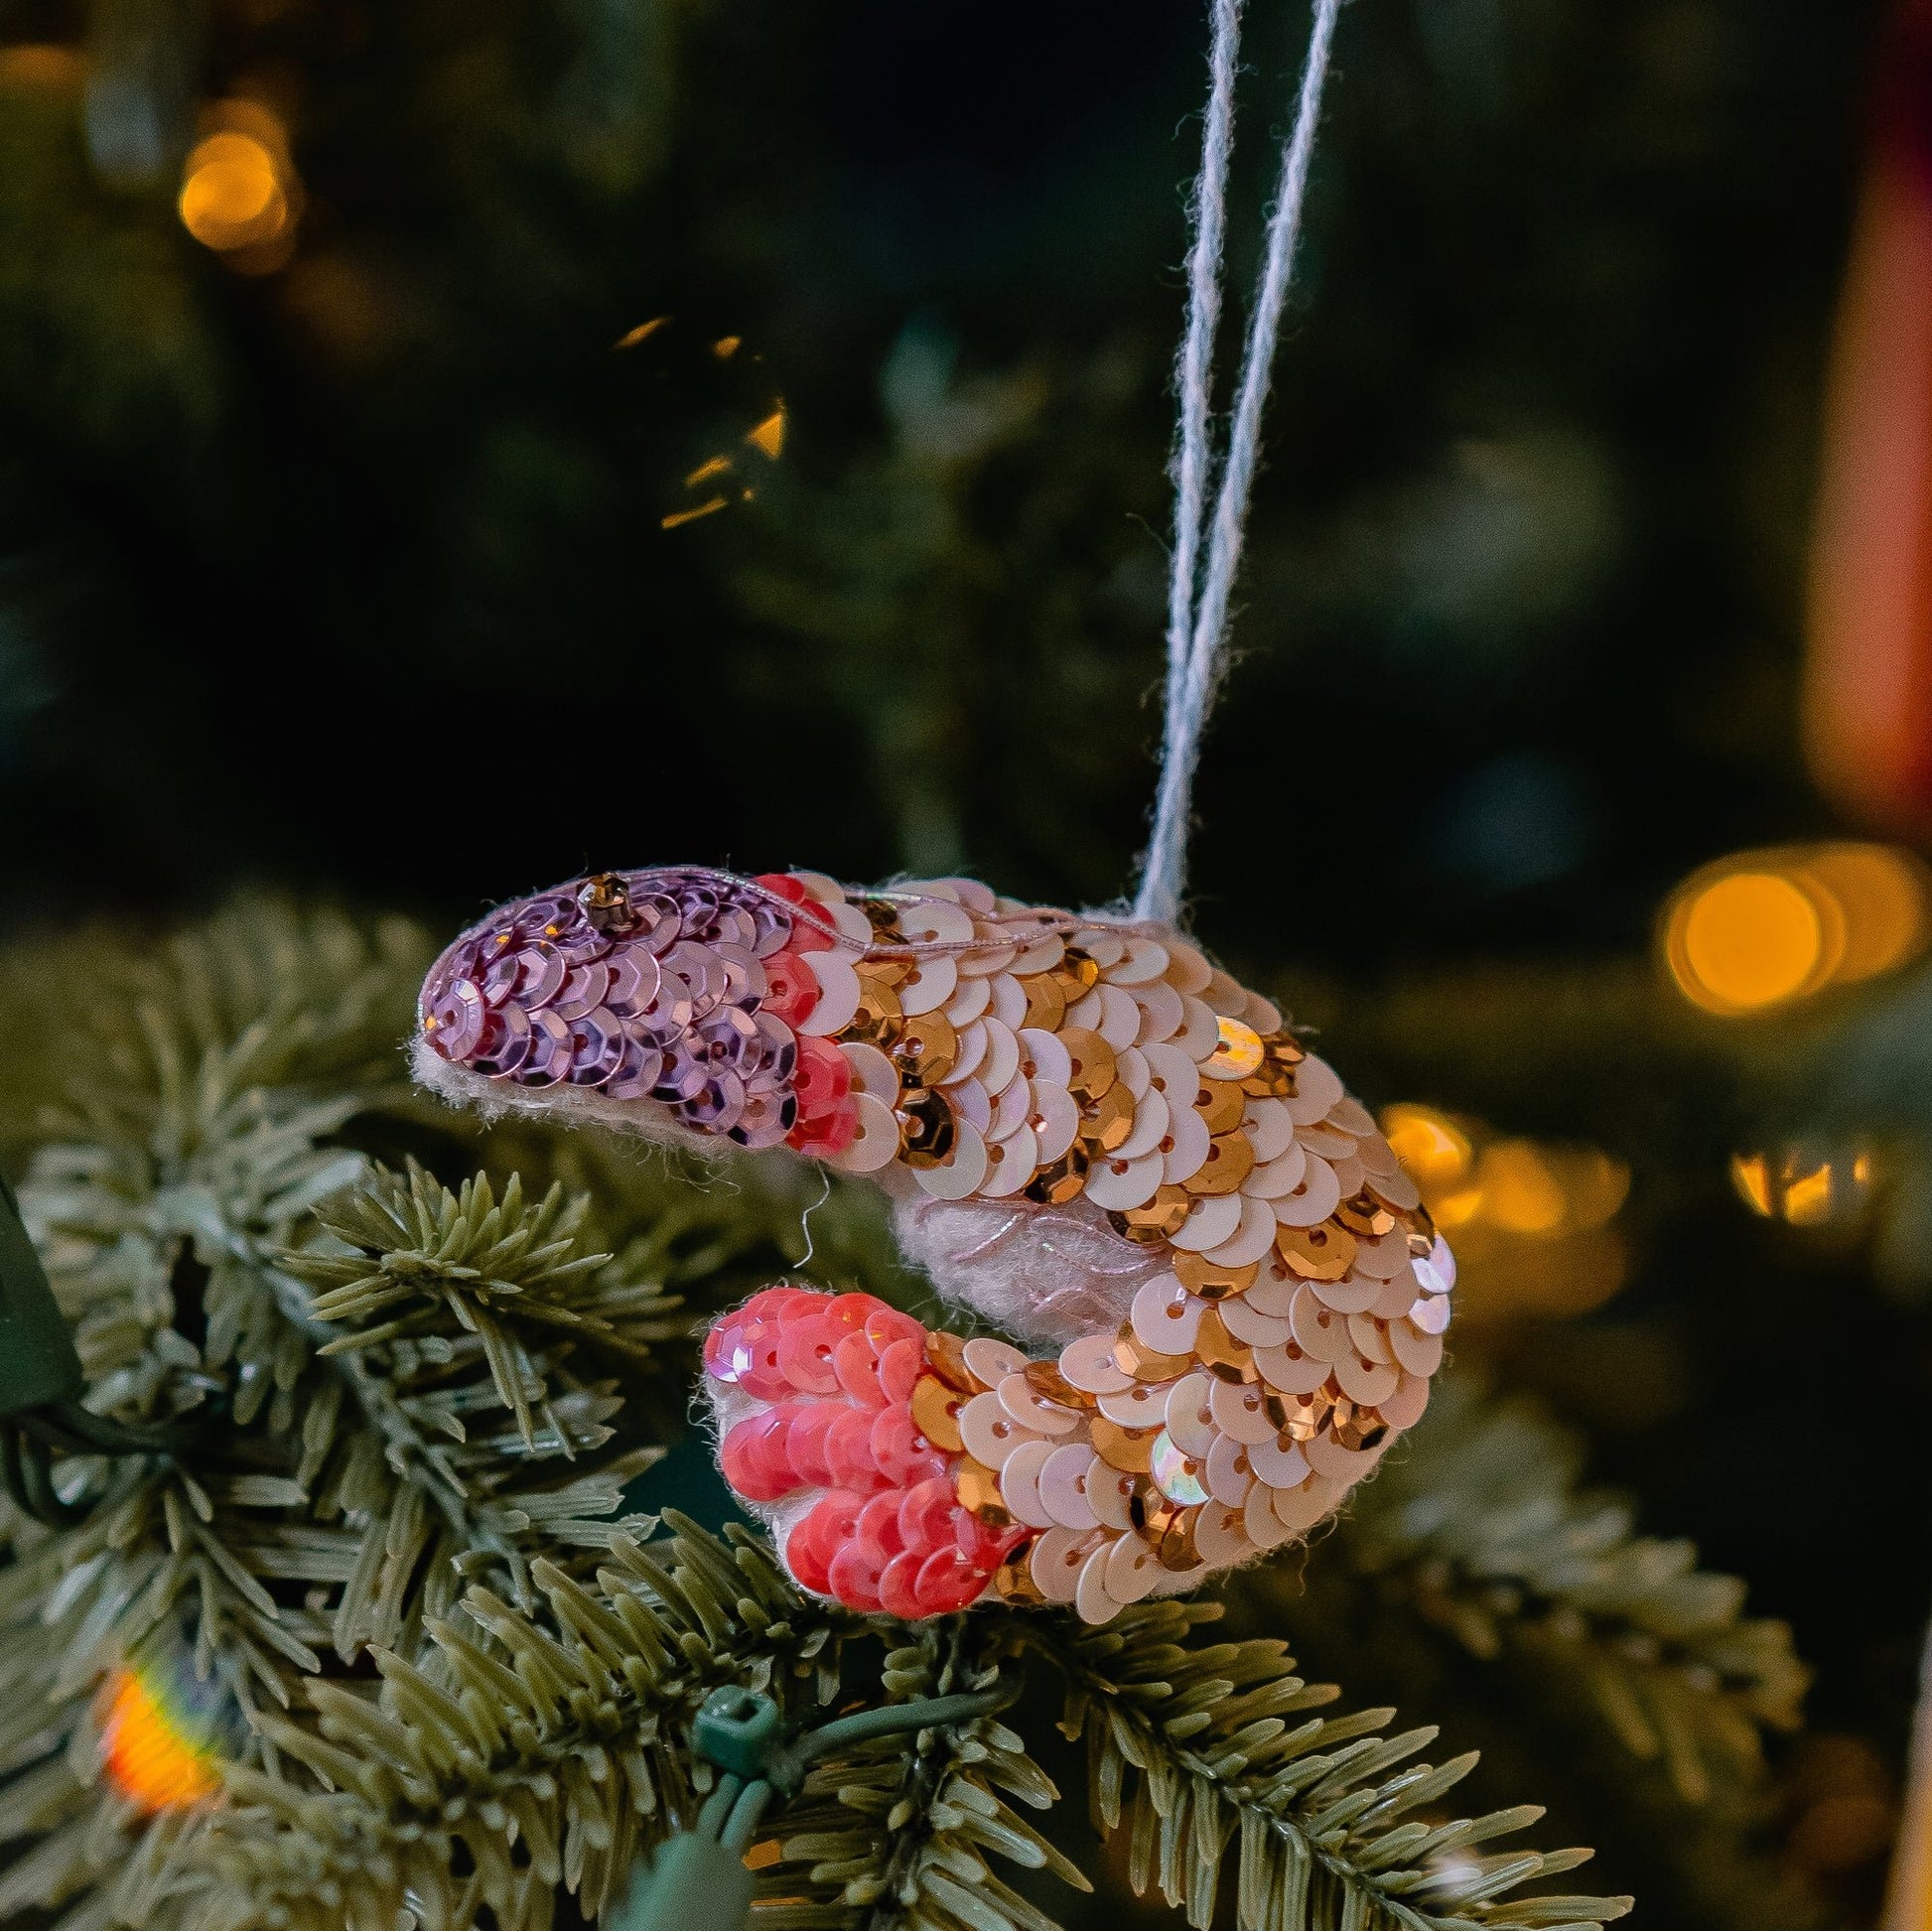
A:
[413,866,1451,1623]
[416,0,1432,1625]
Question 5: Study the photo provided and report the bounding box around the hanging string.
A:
[1161,0,1244,788]
[1135,0,1344,926]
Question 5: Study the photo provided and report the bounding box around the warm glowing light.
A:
[0,43,84,89]
[179,129,289,253]
[1799,845,1927,982]
[1730,1146,1874,1227]
[1730,1152,1775,1217]
[1477,1141,1568,1237]
[1384,1106,1628,1244]
[661,496,730,530]
[1670,871,1825,1012]
[1804,133,1932,837]
[1781,1162,1837,1226]
[1382,1105,1631,1318]
[746,406,787,459]
[175,100,299,268]
[615,319,783,524]
[1431,1186,1484,1230]
[97,1664,223,1813]
[615,316,670,349]
[1664,843,1929,1016]
[1563,1148,1631,1229]
[1380,1105,1473,1192]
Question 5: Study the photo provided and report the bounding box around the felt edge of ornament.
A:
[408,1035,715,1157]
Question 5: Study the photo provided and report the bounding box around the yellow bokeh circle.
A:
[1671,871,1829,1012]
[1799,845,1925,983]
[1664,843,1928,1017]
[1379,1104,1472,1193]
[1378,1105,1633,1319]
[179,132,287,251]
[1476,1141,1569,1237]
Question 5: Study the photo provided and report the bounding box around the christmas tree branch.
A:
[1313,1378,1807,1806]
[149,1517,850,1931]
[754,1620,1088,1931]
[0,910,698,1924]
[289,1163,683,1452]
[0,904,1647,1931]
[1019,1600,1631,1931]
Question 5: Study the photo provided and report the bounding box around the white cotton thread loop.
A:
[1135,0,1344,928]
[1163,0,1245,750]
[1189,0,1340,713]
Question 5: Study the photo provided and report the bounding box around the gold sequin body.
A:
[787,872,1452,1618]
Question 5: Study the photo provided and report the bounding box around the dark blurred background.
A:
[0,0,1880,934]
[9,0,1932,1922]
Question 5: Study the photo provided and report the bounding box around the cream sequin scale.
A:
[413,866,1452,1622]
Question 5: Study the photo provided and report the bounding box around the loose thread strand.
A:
[1135,0,1343,926]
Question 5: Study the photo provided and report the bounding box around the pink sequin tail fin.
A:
[704,1289,1026,1615]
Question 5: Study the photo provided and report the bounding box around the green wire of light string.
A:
[621,1681,1018,1931]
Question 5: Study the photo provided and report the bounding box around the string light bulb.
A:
[179,132,283,249]
[1376,1105,1630,1318]
[1730,1147,1874,1228]
[177,101,302,269]
[1663,842,1928,1016]
[96,1659,228,1813]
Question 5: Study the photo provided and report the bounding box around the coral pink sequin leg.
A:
[707,1290,1026,1613]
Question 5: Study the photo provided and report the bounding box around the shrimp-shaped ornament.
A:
[414,865,1451,1623]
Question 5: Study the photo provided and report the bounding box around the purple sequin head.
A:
[418,868,802,1149]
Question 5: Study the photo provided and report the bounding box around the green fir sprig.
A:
[1020,1603,1626,1931]
[139,1512,1631,1931]
[289,1163,682,1450]
[1307,1380,1808,1807]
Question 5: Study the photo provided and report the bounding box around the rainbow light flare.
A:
[96,1660,225,1812]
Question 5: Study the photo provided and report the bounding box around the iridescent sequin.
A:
[421,868,800,1114]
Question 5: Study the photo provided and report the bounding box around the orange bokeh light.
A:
[179,132,286,252]
[1380,1104,1473,1193]
[1730,1147,1874,1228]
[1476,1141,1570,1237]
[1663,843,1928,1016]
[176,102,302,269]
[97,1666,221,1813]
